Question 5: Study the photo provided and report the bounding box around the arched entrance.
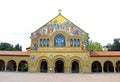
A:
[0,60,5,71]
[18,60,28,72]
[55,60,64,73]
[116,61,120,72]
[104,61,114,72]
[7,60,16,71]
[72,61,79,73]
[40,61,48,73]
[91,61,102,72]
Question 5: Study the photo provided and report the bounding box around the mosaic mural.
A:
[31,15,89,50]
[31,20,88,39]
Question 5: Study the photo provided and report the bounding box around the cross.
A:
[58,9,62,14]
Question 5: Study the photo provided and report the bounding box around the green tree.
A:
[106,38,120,51]
[105,43,112,51]
[0,42,22,51]
[14,44,22,51]
[0,42,14,51]
[88,40,103,52]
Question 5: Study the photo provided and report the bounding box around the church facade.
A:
[0,12,120,73]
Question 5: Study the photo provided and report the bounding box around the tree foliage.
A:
[106,38,120,51]
[14,44,22,51]
[0,42,22,51]
[88,40,103,52]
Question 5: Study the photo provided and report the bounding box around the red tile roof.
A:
[90,52,120,57]
[0,51,30,56]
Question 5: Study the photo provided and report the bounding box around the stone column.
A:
[101,62,104,73]
[16,65,18,72]
[48,61,53,73]
[65,66,70,73]
[5,64,7,71]
[68,66,71,73]
[113,63,116,73]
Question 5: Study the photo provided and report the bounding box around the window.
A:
[74,39,76,47]
[34,43,37,51]
[70,39,73,47]
[85,39,89,50]
[77,39,80,47]
[43,39,46,47]
[47,39,50,47]
[54,35,65,47]
[40,39,42,47]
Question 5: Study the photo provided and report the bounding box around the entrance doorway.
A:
[72,61,79,73]
[40,61,48,73]
[55,60,64,73]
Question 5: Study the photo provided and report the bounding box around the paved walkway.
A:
[0,72,120,82]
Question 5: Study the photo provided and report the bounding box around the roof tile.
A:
[0,51,30,56]
[90,52,120,57]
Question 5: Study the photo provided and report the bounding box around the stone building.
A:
[0,11,120,73]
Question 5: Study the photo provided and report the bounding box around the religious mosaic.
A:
[31,15,88,40]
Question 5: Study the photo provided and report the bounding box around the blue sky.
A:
[0,0,120,51]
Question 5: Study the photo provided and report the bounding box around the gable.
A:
[31,14,88,39]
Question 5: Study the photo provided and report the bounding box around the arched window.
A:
[70,39,73,47]
[40,39,42,47]
[77,39,80,47]
[47,39,50,47]
[43,39,46,47]
[54,35,65,47]
[74,39,76,47]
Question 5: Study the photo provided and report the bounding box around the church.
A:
[0,11,120,73]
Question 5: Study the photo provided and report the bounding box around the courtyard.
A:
[0,72,120,82]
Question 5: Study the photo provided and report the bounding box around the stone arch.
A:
[69,56,83,73]
[116,61,120,72]
[52,55,67,67]
[51,31,70,46]
[91,61,102,72]
[7,60,16,71]
[18,60,28,72]
[35,56,50,72]
[52,55,67,73]
[51,30,69,40]
[104,61,114,72]
[0,60,5,71]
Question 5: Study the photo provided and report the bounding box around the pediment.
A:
[31,14,88,39]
